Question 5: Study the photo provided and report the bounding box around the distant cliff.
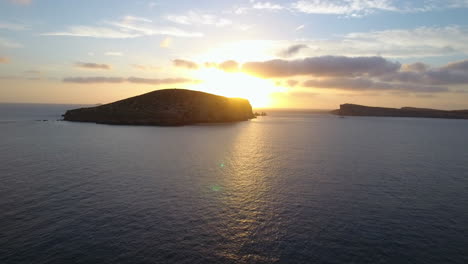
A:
[63,89,255,126]
[332,104,468,119]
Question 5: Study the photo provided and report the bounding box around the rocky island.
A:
[63,89,255,126]
[332,104,468,119]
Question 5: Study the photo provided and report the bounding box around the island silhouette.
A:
[332,104,468,119]
[63,89,255,126]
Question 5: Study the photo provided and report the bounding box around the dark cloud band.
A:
[242,56,401,78]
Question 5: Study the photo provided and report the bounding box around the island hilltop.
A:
[63,89,255,126]
[332,104,468,119]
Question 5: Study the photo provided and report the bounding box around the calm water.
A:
[1,104,468,264]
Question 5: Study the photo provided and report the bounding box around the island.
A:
[63,89,255,126]
[332,104,468,119]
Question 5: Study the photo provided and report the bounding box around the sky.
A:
[1,0,468,109]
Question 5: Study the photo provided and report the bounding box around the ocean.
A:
[1,103,467,263]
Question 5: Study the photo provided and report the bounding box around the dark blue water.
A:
[1,104,468,263]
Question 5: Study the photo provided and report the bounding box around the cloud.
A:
[242,56,401,78]
[0,37,22,48]
[160,37,172,48]
[104,52,123,56]
[279,26,468,58]
[108,19,204,37]
[239,54,467,93]
[63,77,124,83]
[42,16,203,39]
[9,0,31,5]
[203,60,240,72]
[131,64,160,71]
[75,62,111,70]
[243,26,468,59]
[173,59,199,69]
[166,11,232,27]
[339,26,468,56]
[0,57,10,63]
[402,62,430,72]
[233,1,286,14]
[218,60,240,72]
[295,24,305,31]
[122,16,152,23]
[127,77,198,85]
[63,76,199,85]
[42,26,140,39]
[253,2,284,10]
[380,60,468,85]
[234,0,468,18]
[302,77,448,93]
[291,0,468,16]
[441,60,468,71]
[278,44,308,58]
[287,80,299,87]
[0,22,28,31]
[292,0,397,16]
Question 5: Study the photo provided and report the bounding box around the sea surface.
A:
[1,103,468,264]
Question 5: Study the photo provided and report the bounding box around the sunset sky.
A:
[1,0,468,109]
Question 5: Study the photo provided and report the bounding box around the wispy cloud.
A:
[0,21,28,31]
[295,24,305,31]
[340,26,468,57]
[173,59,199,69]
[278,44,309,58]
[166,11,232,27]
[42,26,139,39]
[74,62,111,70]
[205,60,240,72]
[233,1,286,14]
[63,76,199,85]
[253,2,284,10]
[122,16,152,23]
[41,16,203,39]
[240,0,468,17]
[275,26,468,58]
[108,18,204,37]
[0,37,22,48]
[104,52,123,56]
[131,64,160,71]
[292,0,397,16]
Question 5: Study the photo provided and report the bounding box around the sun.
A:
[188,68,285,108]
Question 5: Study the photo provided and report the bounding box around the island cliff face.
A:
[332,104,468,119]
[63,89,255,126]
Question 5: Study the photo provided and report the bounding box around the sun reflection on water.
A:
[205,122,284,263]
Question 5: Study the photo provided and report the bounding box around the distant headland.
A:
[63,89,255,126]
[332,104,468,119]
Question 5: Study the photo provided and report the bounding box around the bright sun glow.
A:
[189,68,286,108]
